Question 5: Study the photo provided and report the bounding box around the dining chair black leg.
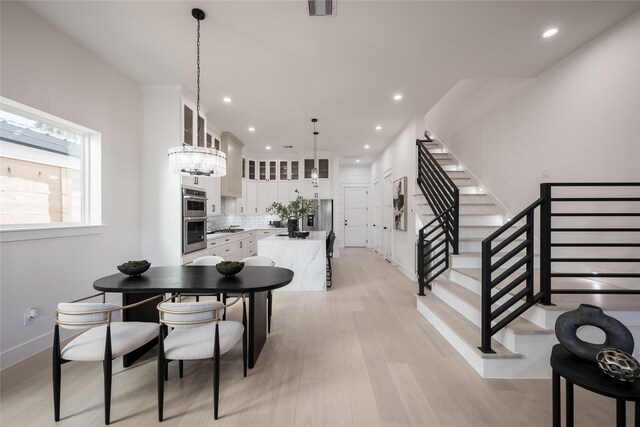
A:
[52,326,62,422]
[213,323,221,420]
[179,360,184,379]
[103,326,113,425]
[103,359,112,425]
[196,296,200,302]
[157,327,165,422]
[267,290,272,333]
[164,362,169,381]
[222,294,227,321]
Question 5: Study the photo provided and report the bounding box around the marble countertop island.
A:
[258,231,327,291]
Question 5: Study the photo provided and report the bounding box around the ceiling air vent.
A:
[283,145,294,149]
[308,0,335,17]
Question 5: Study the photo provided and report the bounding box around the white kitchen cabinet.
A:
[289,180,302,200]
[220,132,244,198]
[236,179,247,214]
[247,180,258,214]
[257,182,278,214]
[302,180,330,199]
[303,158,330,179]
[277,181,290,204]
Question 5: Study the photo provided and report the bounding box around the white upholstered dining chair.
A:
[157,295,247,421]
[240,256,276,332]
[53,293,161,424]
[192,255,225,266]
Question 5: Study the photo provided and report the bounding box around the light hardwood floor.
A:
[0,248,628,426]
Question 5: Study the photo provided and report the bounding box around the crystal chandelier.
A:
[168,8,226,177]
[311,118,319,187]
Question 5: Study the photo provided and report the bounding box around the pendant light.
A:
[311,118,319,187]
[168,8,227,177]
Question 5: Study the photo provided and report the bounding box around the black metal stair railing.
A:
[479,182,640,353]
[416,139,459,295]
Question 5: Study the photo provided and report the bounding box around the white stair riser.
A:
[418,213,504,226]
[458,187,486,195]
[458,238,526,253]
[450,254,540,269]
[460,194,495,204]
[436,159,456,166]
[441,164,462,171]
[460,204,500,214]
[459,226,503,238]
[445,171,470,179]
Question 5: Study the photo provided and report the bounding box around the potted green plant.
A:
[267,190,314,235]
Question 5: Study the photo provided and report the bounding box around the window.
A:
[0,97,101,233]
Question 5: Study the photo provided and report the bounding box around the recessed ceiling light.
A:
[223,97,232,103]
[364,144,370,149]
[248,127,255,132]
[356,159,361,163]
[393,94,403,101]
[375,125,382,131]
[542,28,559,39]
[265,145,271,150]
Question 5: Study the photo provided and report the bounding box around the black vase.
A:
[555,304,634,361]
[287,217,299,238]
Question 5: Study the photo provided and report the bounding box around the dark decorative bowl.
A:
[117,261,151,276]
[295,231,310,239]
[216,261,244,277]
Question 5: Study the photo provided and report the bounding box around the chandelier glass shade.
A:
[168,145,227,177]
[168,8,227,177]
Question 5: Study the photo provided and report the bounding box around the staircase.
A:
[414,139,640,378]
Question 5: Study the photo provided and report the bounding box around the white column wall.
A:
[0,3,142,368]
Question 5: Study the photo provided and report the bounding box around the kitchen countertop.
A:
[260,231,327,242]
[207,227,286,239]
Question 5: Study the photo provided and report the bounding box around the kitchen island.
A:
[258,231,327,291]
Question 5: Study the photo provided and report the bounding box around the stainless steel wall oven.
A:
[182,187,207,254]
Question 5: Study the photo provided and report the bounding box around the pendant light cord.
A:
[196,18,201,139]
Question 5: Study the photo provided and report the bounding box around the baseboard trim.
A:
[394,261,417,282]
[1,329,78,371]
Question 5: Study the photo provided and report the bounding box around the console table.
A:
[551,344,640,427]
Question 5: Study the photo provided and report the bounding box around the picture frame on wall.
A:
[393,176,407,231]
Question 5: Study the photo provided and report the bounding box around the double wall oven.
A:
[182,186,207,254]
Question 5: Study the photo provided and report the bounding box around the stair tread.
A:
[417,293,522,359]
[452,268,640,311]
[434,279,552,335]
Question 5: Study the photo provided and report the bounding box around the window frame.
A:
[0,97,103,241]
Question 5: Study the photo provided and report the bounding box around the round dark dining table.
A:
[94,265,294,368]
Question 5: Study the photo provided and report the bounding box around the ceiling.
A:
[22,1,640,164]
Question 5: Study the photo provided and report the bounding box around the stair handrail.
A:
[416,139,460,295]
[417,206,454,295]
[479,197,545,353]
[479,182,640,353]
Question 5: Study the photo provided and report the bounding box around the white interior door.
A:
[373,181,380,253]
[344,187,368,247]
[383,174,393,261]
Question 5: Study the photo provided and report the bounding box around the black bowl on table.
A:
[295,231,310,239]
[117,261,151,276]
[216,261,244,277]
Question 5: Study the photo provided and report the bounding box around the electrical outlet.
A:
[24,308,37,326]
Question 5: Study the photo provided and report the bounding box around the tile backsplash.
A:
[208,213,281,230]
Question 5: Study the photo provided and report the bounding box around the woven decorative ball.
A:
[596,348,640,382]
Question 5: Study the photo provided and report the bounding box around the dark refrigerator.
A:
[304,199,333,234]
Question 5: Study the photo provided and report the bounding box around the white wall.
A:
[371,117,422,280]
[0,3,142,368]
[424,10,640,214]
